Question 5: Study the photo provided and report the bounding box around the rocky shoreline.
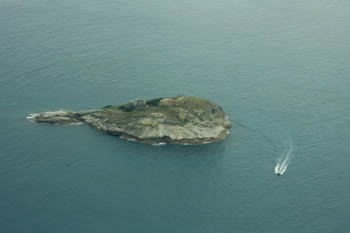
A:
[28,96,232,145]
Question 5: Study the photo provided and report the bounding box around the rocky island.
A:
[28,96,232,144]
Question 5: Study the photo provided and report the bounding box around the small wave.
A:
[152,142,166,146]
[26,113,39,119]
[120,136,136,142]
[69,122,83,125]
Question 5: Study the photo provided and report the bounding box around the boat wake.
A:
[274,139,294,175]
[234,110,296,176]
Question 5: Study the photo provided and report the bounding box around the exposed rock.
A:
[28,96,232,144]
[29,110,80,124]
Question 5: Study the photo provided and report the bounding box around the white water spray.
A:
[274,139,294,175]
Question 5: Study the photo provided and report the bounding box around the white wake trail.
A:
[274,162,280,174]
[274,140,294,175]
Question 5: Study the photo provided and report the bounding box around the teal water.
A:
[1,0,350,232]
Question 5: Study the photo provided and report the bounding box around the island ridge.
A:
[28,96,232,144]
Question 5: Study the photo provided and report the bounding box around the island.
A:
[28,96,232,145]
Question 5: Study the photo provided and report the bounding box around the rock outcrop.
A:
[28,96,232,144]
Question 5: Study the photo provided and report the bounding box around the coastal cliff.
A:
[28,96,232,144]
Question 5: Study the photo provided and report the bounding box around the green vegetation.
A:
[101,104,134,112]
[146,98,163,107]
[168,96,216,111]
[118,105,134,112]
[100,96,217,124]
[101,105,119,111]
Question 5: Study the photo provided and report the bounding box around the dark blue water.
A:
[1,0,350,232]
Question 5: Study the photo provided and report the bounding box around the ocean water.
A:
[1,0,350,232]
